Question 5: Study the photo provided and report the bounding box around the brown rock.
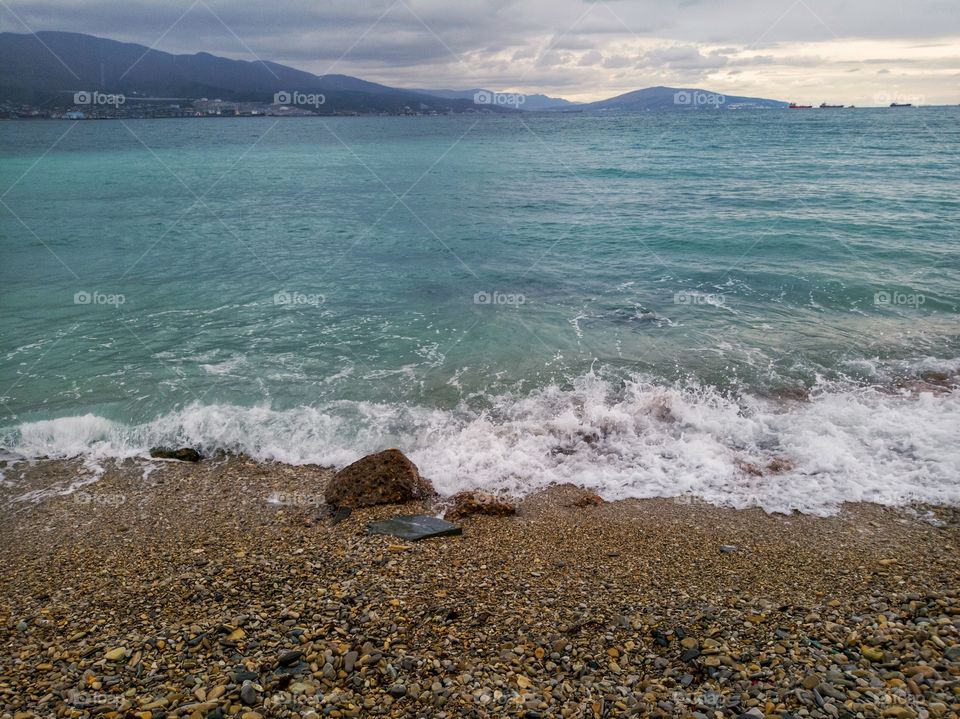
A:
[568,491,604,508]
[445,491,516,520]
[766,457,794,473]
[882,707,917,719]
[738,457,794,475]
[325,449,434,507]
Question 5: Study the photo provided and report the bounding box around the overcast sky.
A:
[3,0,959,105]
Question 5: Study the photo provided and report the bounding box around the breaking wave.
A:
[2,369,959,515]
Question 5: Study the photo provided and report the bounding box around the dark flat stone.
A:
[367,514,462,541]
[278,650,304,666]
[273,661,309,677]
[330,506,352,524]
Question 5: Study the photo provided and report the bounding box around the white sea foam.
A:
[2,370,958,515]
[199,354,247,376]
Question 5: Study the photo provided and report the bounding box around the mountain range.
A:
[412,89,577,111]
[0,31,788,113]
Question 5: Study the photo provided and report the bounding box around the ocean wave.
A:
[1,369,958,515]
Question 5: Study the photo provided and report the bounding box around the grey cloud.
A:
[636,45,728,71]
[1,0,957,102]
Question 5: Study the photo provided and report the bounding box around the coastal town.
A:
[0,97,470,120]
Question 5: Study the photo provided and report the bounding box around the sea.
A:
[1,108,958,514]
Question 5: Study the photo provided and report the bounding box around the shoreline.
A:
[1,456,958,718]
[2,456,959,717]
[2,367,959,516]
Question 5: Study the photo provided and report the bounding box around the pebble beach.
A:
[1,456,958,719]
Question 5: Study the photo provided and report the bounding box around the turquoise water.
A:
[2,110,959,513]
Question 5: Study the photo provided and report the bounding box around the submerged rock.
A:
[149,446,202,462]
[325,449,434,507]
[367,514,462,541]
[445,491,516,520]
[737,457,794,476]
[769,387,810,402]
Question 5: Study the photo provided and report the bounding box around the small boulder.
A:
[325,449,434,507]
[568,491,604,508]
[765,457,794,473]
[150,446,202,462]
[445,491,516,520]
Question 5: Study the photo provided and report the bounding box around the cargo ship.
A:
[819,103,844,108]
[890,103,913,107]
[788,103,813,109]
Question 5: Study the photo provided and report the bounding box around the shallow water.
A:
[1,109,958,513]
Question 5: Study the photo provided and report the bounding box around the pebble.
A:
[278,650,303,666]
[343,650,359,672]
[882,707,917,718]
[2,457,958,719]
[240,680,259,706]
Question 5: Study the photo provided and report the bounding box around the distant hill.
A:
[413,88,577,111]
[0,31,501,114]
[575,85,788,111]
[0,32,789,115]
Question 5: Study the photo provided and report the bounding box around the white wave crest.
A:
[2,371,958,515]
